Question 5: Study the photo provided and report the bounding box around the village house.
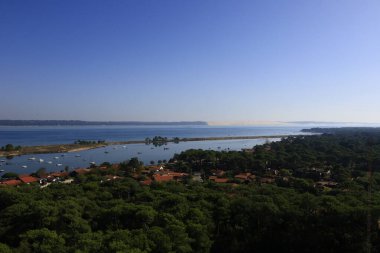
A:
[18,175,39,184]
[70,168,91,177]
[153,174,174,182]
[1,179,22,186]
[208,176,229,183]
[140,169,188,185]
[234,172,255,182]
[212,178,229,183]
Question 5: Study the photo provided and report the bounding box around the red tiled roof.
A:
[153,174,174,182]
[73,168,91,175]
[165,171,189,177]
[214,178,229,183]
[1,179,22,186]
[50,172,69,178]
[18,176,39,184]
[234,173,252,181]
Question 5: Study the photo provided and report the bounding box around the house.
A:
[166,171,188,178]
[234,173,254,182]
[50,171,69,178]
[70,168,91,176]
[18,175,39,184]
[153,174,174,182]
[1,179,22,186]
[208,176,229,183]
[213,178,229,183]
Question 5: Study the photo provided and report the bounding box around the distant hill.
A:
[302,127,380,134]
[207,121,285,126]
[0,120,208,126]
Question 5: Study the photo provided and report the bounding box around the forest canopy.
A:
[0,128,380,252]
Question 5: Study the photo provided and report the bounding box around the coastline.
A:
[0,134,298,157]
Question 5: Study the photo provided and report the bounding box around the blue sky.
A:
[1,0,379,122]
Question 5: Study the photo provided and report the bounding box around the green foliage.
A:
[1,172,19,179]
[0,130,380,252]
[19,228,66,253]
[1,144,21,152]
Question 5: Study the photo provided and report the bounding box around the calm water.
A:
[0,125,307,175]
[0,125,305,146]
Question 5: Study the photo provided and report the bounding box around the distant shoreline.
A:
[0,120,208,126]
[0,134,299,157]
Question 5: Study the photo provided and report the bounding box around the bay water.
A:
[0,125,306,175]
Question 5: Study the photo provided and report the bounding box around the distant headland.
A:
[0,120,208,126]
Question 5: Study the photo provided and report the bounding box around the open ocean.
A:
[0,125,312,174]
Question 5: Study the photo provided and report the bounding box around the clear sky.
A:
[1,0,379,123]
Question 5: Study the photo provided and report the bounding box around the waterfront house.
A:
[18,175,39,184]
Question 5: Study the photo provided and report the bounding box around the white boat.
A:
[0,169,4,172]
[21,165,28,168]
[28,157,36,161]
[47,161,53,164]
[39,159,44,163]
[56,163,63,166]
[90,162,96,165]
[54,157,59,159]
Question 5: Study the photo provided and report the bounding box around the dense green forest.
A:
[1,128,380,252]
